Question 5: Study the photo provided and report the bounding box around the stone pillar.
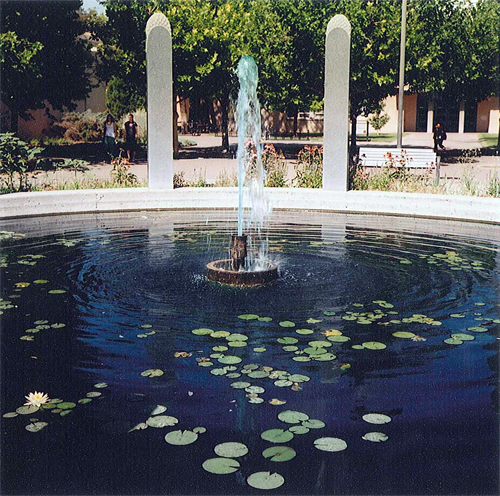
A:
[458,101,465,134]
[323,14,351,191]
[427,101,434,133]
[146,13,173,189]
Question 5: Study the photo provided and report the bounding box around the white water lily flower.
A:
[24,391,49,407]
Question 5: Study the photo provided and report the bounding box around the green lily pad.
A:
[289,425,309,434]
[165,430,198,445]
[238,314,259,320]
[274,379,293,387]
[362,413,392,424]
[16,405,40,415]
[146,415,179,428]
[33,280,49,284]
[362,432,389,442]
[248,370,269,379]
[261,429,294,443]
[243,364,259,370]
[3,412,18,418]
[450,313,465,318]
[292,356,311,362]
[258,317,273,322]
[58,402,76,410]
[248,396,264,404]
[25,421,48,432]
[230,381,251,389]
[213,346,228,352]
[48,290,66,294]
[218,356,242,365]
[342,316,357,321]
[392,331,416,339]
[283,345,299,352]
[78,398,92,405]
[279,321,295,328]
[60,410,72,417]
[308,340,332,348]
[313,353,337,361]
[211,368,228,376]
[296,328,314,335]
[246,386,265,394]
[226,333,248,341]
[277,337,298,344]
[287,374,310,383]
[94,382,108,389]
[202,457,240,474]
[253,347,266,352]
[214,442,249,458]
[467,326,488,333]
[327,335,350,343]
[302,419,325,429]
[226,373,241,379]
[151,405,167,415]
[247,472,285,490]
[304,347,327,355]
[314,437,347,452]
[192,328,214,335]
[323,311,336,316]
[193,427,207,434]
[211,331,231,338]
[86,391,102,398]
[141,324,153,329]
[451,333,475,341]
[141,369,164,377]
[362,342,386,350]
[444,338,463,345]
[262,446,296,462]
[278,410,309,424]
[227,341,247,347]
[307,318,322,324]
[210,353,223,359]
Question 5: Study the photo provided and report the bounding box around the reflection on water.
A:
[1,211,498,495]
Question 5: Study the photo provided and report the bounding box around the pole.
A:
[397,0,407,148]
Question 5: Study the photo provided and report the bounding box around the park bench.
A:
[358,147,440,183]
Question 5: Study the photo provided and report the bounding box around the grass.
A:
[479,134,499,148]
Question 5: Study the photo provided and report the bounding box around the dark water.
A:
[1,211,498,495]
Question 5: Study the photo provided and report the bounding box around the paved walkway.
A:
[29,133,499,188]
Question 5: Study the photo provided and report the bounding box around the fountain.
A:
[207,56,278,286]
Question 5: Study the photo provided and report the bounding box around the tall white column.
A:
[146,13,173,189]
[458,101,465,134]
[427,101,434,133]
[323,15,351,191]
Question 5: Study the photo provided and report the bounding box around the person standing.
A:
[124,114,138,162]
[103,114,117,162]
[433,122,447,152]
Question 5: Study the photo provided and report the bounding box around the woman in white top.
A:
[103,114,118,162]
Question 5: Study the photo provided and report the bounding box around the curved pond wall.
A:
[0,188,498,224]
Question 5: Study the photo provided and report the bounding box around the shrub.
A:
[293,145,323,188]
[214,169,238,187]
[173,171,187,188]
[44,110,107,143]
[0,133,43,192]
[487,173,500,198]
[111,155,138,187]
[369,104,390,134]
[243,141,288,187]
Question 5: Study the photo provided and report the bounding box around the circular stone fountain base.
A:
[207,259,278,286]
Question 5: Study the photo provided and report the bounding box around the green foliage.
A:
[214,169,238,187]
[0,133,43,192]
[262,144,288,187]
[173,171,187,188]
[293,145,323,188]
[369,104,391,133]
[1,1,93,132]
[487,173,500,197]
[111,155,138,187]
[45,111,107,143]
[55,159,90,179]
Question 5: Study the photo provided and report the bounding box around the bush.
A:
[110,156,138,187]
[0,133,43,192]
[293,145,323,188]
[214,169,238,187]
[44,110,107,143]
[243,141,288,187]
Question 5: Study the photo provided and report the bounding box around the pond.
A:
[1,211,498,495]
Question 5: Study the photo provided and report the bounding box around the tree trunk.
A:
[293,111,298,137]
[221,97,230,151]
[350,116,357,152]
[173,92,180,158]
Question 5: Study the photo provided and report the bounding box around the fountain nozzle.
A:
[231,234,247,271]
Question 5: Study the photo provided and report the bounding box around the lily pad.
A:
[141,369,164,377]
[296,329,314,335]
[25,422,48,432]
[292,356,311,362]
[274,380,293,387]
[33,280,49,284]
[304,347,326,355]
[213,346,228,352]
[238,314,259,320]
[261,429,294,443]
[211,368,228,376]
[362,413,392,424]
[78,398,92,405]
[323,311,336,316]
[165,430,198,445]
[146,415,179,428]
[287,374,310,383]
[269,399,287,406]
[226,333,248,341]
[302,419,325,429]
[352,345,365,350]
[214,442,249,458]
[362,341,387,350]
[262,446,296,462]
[258,317,273,322]
[248,370,269,379]
[327,335,350,343]
[48,290,66,294]
[450,313,465,318]
[307,318,323,324]
[193,427,207,434]
[243,364,259,370]
[467,326,488,333]
[247,472,285,490]
[58,402,76,410]
[392,331,416,339]
[218,356,242,365]
[94,383,108,389]
[211,331,231,338]
[86,391,102,398]
[444,338,463,345]
[289,425,309,434]
[230,381,251,389]
[246,386,265,394]
[202,457,240,474]
[192,328,214,335]
[16,405,40,415]
[226,373,241,379]
[227,341,247,347]
[151,405,167,415]
[278,410,309,424]
[314,437,347,452]
[308,340,332,348]
[314,353,337,362]
[279,321,296,328]
[277,337,298,345]
[362,432,389,442]
[283,345,299,352]
[253,347,266,352]
[450,333,475,341]
[248,397,264,404]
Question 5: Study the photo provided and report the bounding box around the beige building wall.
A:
[487,97,499,134]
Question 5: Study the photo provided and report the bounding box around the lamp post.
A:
[397,0,407,148]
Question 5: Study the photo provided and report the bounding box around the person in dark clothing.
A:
[124,114,138,162]
[433,123,447,152]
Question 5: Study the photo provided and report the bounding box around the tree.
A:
[0,1,93,134]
